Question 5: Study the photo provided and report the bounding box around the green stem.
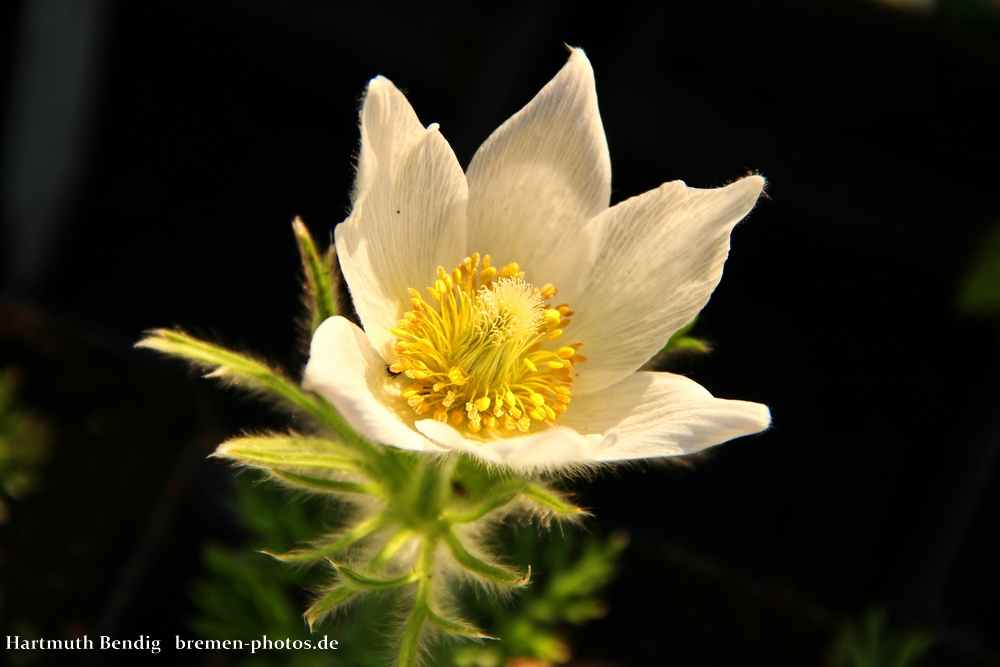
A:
[419,456,454,514]
[426,609,495,640]
[272,469,383,496]
[446,485,522,524]
[306,584,359,629]
[335,566,418,590]
[403,455,455,530]
[293,216,337,332]
[442,527,528,585]
[522,483,583,515]
[219,450,367,475]
[137,329,384,465]
[397,535,437,667]
[265,513,392,563]
[369,528,416,573]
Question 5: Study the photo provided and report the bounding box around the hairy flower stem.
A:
[136,330,393,473]
[398,535,438,667]
[293,216,338,334]
[396,458,450,666]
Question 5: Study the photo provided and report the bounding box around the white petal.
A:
[336,77,468,360]
[559,371,770,461]
[464,47,610,296]
[414,419,609,470]
[569,175,765,394]
[302,316,445,453]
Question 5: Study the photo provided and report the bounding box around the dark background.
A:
[1,0,999,665]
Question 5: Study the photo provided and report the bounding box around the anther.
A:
[498,262,520,279]
[391,254,585,435]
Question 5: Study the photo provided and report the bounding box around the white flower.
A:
[303,48,769,469]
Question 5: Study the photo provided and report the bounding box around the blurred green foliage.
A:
[193,475,387,667]
[0,368,51,523]
[827,608,933,667]
[642,316,709,372]
[939,0,1000,21]
[193,474,625,666]
[449,527,627,667]
[959,218,1000,319]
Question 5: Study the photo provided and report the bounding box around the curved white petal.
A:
[559,371,770,461]
[414,419,609,470]
[569,175,765,394]
[336,76,468,360]
[303,316,446,453]
[464,47,610,297]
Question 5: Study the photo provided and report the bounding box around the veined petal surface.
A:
[303,316,444,453]
[336,77,468,360]
[307,51,770,469]
[464,48,610,296]
[559,371,770,461]
[414,419,609,470]
[569,176,765,395]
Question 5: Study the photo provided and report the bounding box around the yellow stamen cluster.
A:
[390,253,585,436]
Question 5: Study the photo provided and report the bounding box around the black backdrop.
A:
[1,1,999,665]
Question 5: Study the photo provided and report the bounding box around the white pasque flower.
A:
[304,48,770,469]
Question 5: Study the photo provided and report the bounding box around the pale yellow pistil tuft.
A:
[390,253,585,436]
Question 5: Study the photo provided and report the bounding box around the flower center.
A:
[390,253,585,435]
